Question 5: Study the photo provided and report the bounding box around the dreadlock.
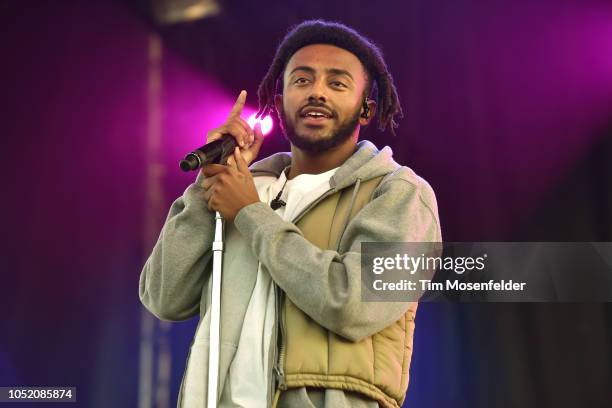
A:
[256,20,403,135]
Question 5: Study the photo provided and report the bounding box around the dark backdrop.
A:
[0,0,610,407]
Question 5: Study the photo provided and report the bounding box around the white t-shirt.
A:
[182,166,338,408]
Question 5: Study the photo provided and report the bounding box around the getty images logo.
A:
[372,253,488,275]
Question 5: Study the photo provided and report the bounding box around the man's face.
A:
[275,44,370,153]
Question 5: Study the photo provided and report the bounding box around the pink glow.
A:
[247,113,273,135]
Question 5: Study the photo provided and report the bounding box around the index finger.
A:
[228,90,247,118]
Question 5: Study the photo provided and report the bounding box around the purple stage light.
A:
[247,112,273,135]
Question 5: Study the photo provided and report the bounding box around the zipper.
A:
[274,286,288,391]
[268,283,277,406]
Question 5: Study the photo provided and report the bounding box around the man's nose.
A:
[308,79,328,103]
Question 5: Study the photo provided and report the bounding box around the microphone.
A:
[179,134,237,172]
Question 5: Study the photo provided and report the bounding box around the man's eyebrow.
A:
[288,66,354,81]
[288,66,315,76]
[326,68,354,81]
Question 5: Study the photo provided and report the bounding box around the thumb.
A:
[240,122,265,166]
[250,122,264,156]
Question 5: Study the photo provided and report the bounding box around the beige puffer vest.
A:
[272,176,418,408]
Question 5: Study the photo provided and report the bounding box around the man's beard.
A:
[279,104,361,153]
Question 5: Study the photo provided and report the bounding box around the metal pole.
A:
[208,211,224,407]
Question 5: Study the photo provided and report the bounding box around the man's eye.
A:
[331,81,347,88]
[294,78,309,84]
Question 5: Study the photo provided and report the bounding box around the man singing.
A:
[140,20,442,408]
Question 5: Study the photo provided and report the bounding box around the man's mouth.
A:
[299,106,333,125]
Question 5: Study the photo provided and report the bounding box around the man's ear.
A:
[359,99,377,126]
[274,94,283,118]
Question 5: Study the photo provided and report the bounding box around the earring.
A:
[361,99,370,119]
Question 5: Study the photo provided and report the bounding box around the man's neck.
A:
[288,137,358,180]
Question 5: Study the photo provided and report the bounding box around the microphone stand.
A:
[207,211,224,408]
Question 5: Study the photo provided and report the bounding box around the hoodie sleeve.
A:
[234,172,442,342]
[139,175,215,321]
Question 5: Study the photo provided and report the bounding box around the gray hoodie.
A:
[139,140,442,407]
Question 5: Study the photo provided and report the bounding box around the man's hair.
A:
[256,20,403,135]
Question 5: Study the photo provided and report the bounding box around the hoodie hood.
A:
[250,140,400,191]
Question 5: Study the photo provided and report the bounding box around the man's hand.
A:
[201,147,260,221]
[204,90,264,168]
